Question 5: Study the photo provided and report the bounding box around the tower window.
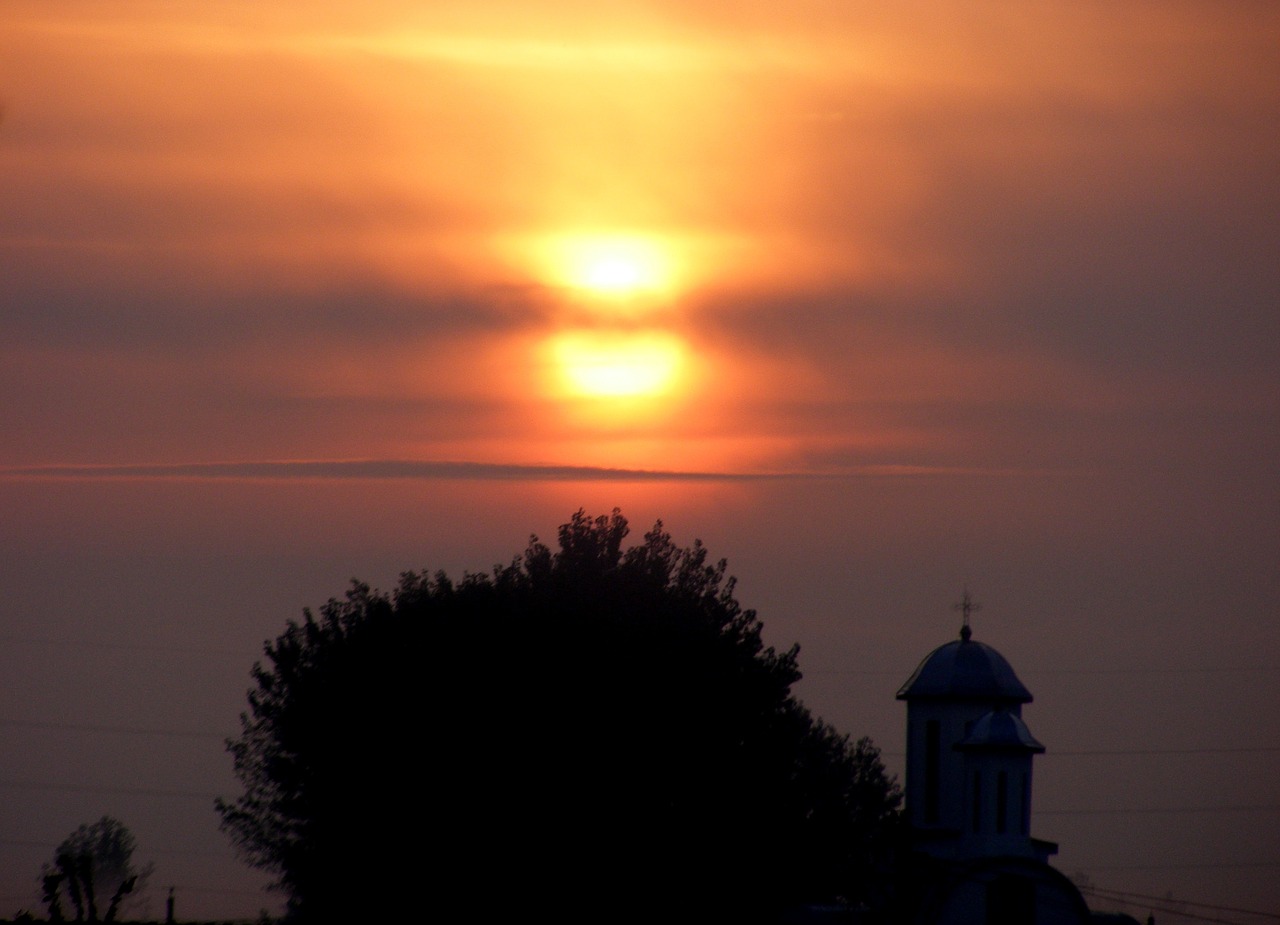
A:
[1021,772,1030,835]
[972,771,982,833]
[996,770,1008,835]
[925,720,941,824]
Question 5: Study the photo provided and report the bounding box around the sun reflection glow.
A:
[550,330,686,399]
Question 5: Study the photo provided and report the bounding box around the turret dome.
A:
[957,709,1045,752]
[896,629,1032,703]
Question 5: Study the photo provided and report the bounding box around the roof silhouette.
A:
[957,708,1045,752]
[896,630,1033,704]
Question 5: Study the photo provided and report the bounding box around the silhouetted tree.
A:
[43,817,152,922]
[56,855,82,922]
[218,510,901,924]
[41,871,66,922]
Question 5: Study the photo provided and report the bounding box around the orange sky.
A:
[4,0,1276,474]
[2,1,1278,920]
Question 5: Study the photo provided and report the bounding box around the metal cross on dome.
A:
[954,588,981,641]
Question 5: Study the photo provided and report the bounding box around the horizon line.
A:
[0,459,1027,482]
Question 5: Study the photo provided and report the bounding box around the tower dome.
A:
[896,630,1033,704]
[957,709,1045,753]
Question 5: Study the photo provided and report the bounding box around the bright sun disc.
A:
[583,255,645,292]
[551,331,686,398]
[554,236,673,297]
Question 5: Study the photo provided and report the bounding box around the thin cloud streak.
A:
[0,459,1025,482]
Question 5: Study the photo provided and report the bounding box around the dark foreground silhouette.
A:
[217,510,901,924]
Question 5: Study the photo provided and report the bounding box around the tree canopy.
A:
[217,510,900,924]
[42,816,151,923]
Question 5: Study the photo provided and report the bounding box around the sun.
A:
[581,254,646,293]
[548,235,676,299]
[524,232,692,409]
[549,330,686,399]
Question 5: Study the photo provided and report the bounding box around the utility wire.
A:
[1084,885,1280,921]
[0,633,247,657]
[5,774,1276,821]
[21,716,1268,760]
[0,838,238,859]
[1047,747,1280,756]
[2,718,230,739]
[0,779,218,800]
[1039,804,1280,815]
[1082,898,1238,925]
[1080,886,1259,925]
[878,746,1279,760]
[1084,862,1280,871]
[4,633,1276,678]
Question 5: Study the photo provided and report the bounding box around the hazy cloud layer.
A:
[4,0,1276,474]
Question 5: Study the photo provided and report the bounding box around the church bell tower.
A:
[896,595,1054,863]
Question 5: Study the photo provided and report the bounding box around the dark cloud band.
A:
[0,459,764,482]
[0,460,1012,481]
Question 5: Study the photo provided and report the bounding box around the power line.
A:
[0,779,219,800]
[0,838,235,859]
[1039,804,1280,816]
[0,633,248,657]
[1080,885,1271,925]
[1036,666,1280,675]
[1081,894,1241,925]
[804,666,1280,677]
[2,718,230,739]
[4,632,1276,676]
[1048,747,1280,756]
[783,746,1280,761]
[1084,862,1280,871]
[9,715,1272,760]
[1084,885,1280,921]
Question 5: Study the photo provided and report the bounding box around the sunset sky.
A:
[2,1,1278,920]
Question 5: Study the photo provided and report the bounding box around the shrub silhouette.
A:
[218,510,900,923]
[42,816,150,923]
